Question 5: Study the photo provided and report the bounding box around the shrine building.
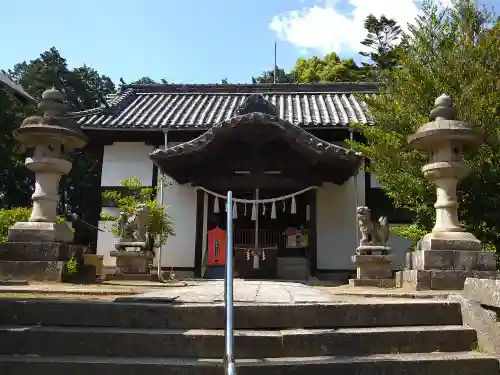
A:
[72,82,412,280]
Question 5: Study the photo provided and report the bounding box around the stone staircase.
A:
[0,298,498,374]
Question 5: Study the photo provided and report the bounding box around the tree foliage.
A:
[0,207,69,243]
[292,53,367,82]
[359,14,403,78]
[100,176,175,248]
[252,66,295,83]
[351,0,500,246]
[1,47,116,247]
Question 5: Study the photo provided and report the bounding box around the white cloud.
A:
[270,0,453,55]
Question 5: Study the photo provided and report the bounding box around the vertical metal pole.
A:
[350,131,360,246]
[224,191,236,375]
[273,42,277,83]
[253,188,259,269]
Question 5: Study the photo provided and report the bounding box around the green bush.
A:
[65,255,78,276]
[100,176,175,247]
[390,223,428,252]
[0,207,70,242]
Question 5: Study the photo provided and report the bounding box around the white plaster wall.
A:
[155,142,198,269]
[316,182,358,270]
[370,172,381,188]
[97,142,154,265]
[156,177,198,268]
[101,142,154,186]
[97,207,119,266]
[316,170,412,271]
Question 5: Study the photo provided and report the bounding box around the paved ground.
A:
[0,280,186,296]
[119,280,336,304]
[0,279,458,303]
[118,279,456,304]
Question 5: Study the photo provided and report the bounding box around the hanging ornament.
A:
[246,250,250,260]
[291,196,297,214]
[251,202,257,221]
[214,197,220,214]
[262,250,266,260]
[271,201,277,219]
[262,203,266,216]
[244,202,247,216]
[232,201,238,219]
[282,200,286,212]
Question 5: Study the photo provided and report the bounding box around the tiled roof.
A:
[71,83,378,130]
[0,72,36,103]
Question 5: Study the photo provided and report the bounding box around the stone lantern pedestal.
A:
[396,95,499,290]
[0,88,89,282]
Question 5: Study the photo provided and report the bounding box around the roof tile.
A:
[72,83,377,129]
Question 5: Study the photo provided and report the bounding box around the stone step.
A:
[0,299,464,329]
[0,325,477,358]
[0,352,497,375]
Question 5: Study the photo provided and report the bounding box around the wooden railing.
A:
[234,229,279,249]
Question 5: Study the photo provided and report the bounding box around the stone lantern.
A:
[396,94,499,290]
[0,88,88,281]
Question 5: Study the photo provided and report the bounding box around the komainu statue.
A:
[356,206,390,247]
[117,203,150,246]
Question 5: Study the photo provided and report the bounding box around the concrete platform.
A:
[117,280,335,304]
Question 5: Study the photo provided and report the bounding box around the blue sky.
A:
[0,0,498,84]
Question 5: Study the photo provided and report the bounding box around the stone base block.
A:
[352,254,395,279]
[277,257,309,280]
[420,232,482,251]
[111,250,154,274]
[463,278,500,308]
[350,254,395,288]
[8,222,73,243]
[0,260,65,281]
[356,245,391,255]
[408,250,496,271]
[0,242,82,261]
[349,278,396,288]
[396,270,500,290]
[115,241,147,250]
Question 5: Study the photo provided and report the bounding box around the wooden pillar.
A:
[308,189,318,277]
[194,189,205,277]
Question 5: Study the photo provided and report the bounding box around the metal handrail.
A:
[224,191,236,375]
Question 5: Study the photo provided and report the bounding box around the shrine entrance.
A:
[149,94,362,279]
[205,188,314,279]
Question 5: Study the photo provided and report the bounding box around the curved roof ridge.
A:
[151,112,361,159]
[65,88,135,118]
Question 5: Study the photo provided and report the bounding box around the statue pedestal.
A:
[349,246,395,288]
[110,250,153,275]
[396,240,499,290]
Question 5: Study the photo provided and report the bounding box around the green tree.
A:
[351,0,500,247]
[130,77,168,85]
[2,47,116,247]
[359,14,403,78]
[252,66,295,83]
[292,53,366,82]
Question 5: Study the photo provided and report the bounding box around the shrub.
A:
[390,223,428,252]
[100,176,175,248]
[0,207,71,242]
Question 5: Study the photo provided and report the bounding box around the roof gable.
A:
[233,94,277,117]
[0,72,36,104]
